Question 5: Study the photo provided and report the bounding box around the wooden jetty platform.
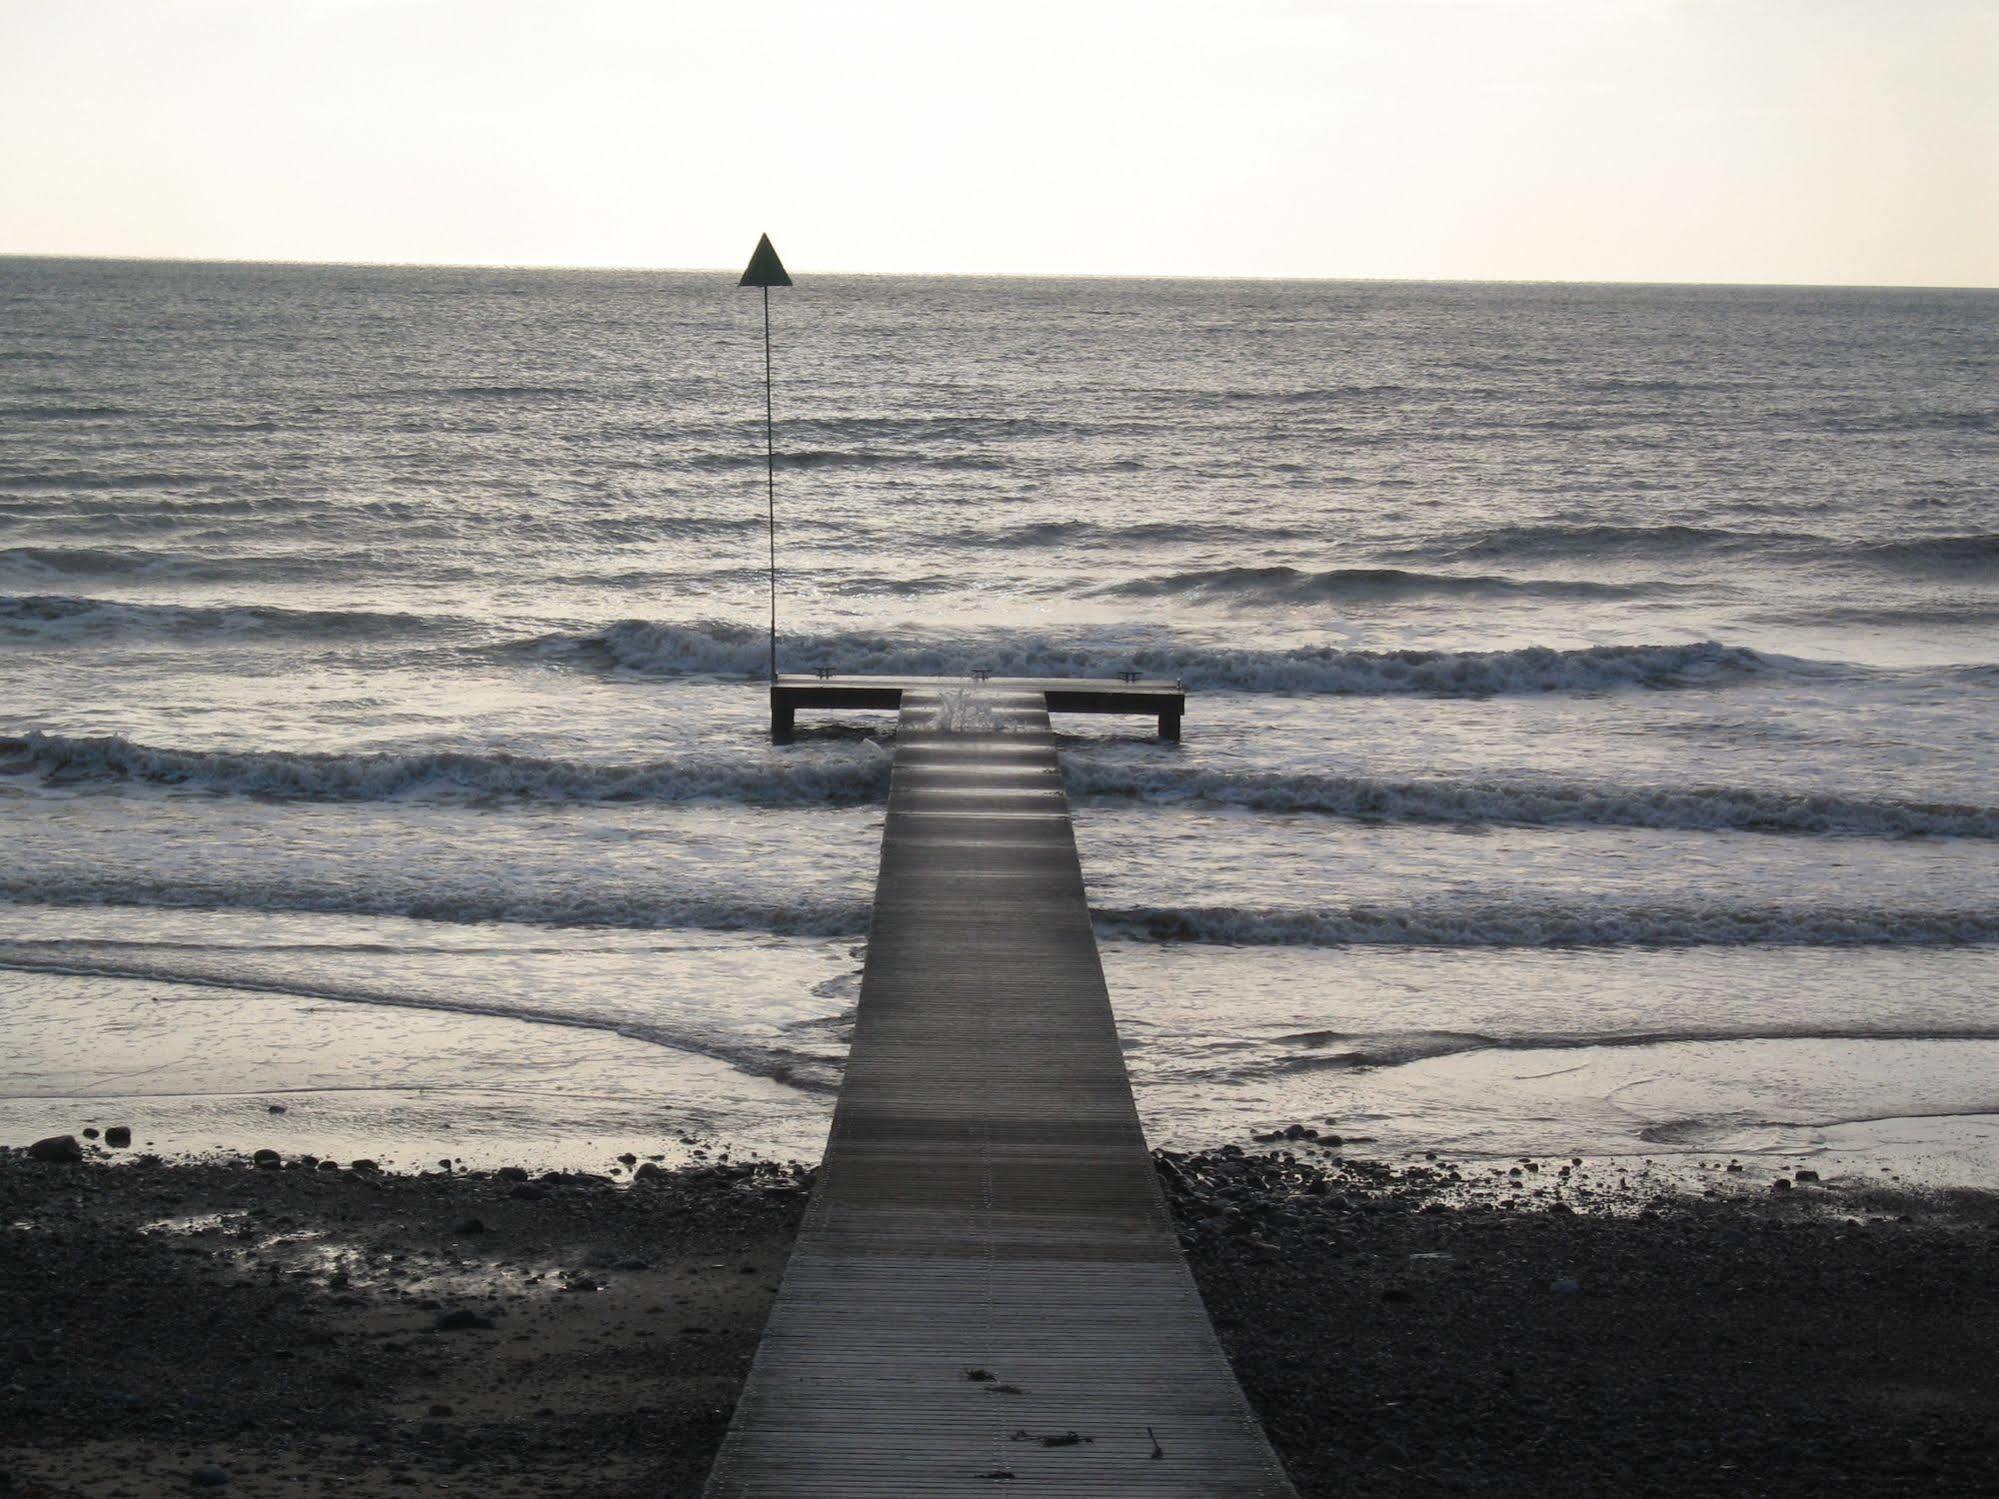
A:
[771,672,1185,742]
[704,683,1295,1497]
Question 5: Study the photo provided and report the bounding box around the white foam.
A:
[560,619,1780,697]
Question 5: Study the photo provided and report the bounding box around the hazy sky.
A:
[2,0,1994,285]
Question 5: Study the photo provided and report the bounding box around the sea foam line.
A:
[1185,1023,1999,1076]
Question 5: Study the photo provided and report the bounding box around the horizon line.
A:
[2,250,1993,295]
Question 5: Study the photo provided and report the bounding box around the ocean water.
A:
[3,256,1996,1180]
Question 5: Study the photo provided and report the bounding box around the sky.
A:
[1,0,1994,286]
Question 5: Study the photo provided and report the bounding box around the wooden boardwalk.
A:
[703,685,1295,1497]
[771,672,1184,741]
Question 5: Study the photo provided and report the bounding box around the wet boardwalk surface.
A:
[703,687,1295,1497]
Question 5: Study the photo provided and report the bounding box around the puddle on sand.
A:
[137,1210,581,1298]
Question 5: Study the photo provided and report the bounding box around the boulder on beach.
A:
[252,1149,282,1169]
[104,1125,132,1148]
[28,1134,83,1164]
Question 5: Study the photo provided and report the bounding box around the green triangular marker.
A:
[739,233,792,288]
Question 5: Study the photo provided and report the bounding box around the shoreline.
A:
[4,1145,1995,1496]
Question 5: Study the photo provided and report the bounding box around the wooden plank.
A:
[771,675,1186,742]
[702,687,1294,1498]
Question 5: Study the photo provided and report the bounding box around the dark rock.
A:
[1772,1178,1794,1192]
[82,1127,100,1140]
[316,1159,340,1172]
[1794,1169,1821,1183]
[190,1464,230,1487]
[349,1159,380,1174]
[634,1162,664,1181]
[27,1135,82,1164]
[252,1149,282,1169]
[496,1166,530,1182]
[451,1218,488,1236]
[267,1103,287,1114]
[434,1309,494,1332]
[617,1152,638,1165]
[104,1125,131,1148]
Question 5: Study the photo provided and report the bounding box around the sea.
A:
[3,256,1995,1183]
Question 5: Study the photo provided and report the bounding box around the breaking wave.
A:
[0,594,449,642]
[539,619,1779,696]
[1,731,892,805]
[0,874,871,938]
[1064,760,1999,838]
[1096,564,1658,606]
[18,732,1986,841]
[7,872,1987,952]
[1400,524,1999,576]
[1857,533,1999,571]
[686,447,1009,473]
[1094,902,1999,949]
[944,518,1319,549]
[1407,522,1810,564]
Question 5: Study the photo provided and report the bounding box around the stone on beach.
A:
[27,1135,83,1164]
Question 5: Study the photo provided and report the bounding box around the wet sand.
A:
[3,1142,1995,1497]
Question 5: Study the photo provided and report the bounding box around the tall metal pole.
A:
[763,284,776,684]
[738,233,790,691]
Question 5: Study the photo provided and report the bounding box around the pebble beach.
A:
[5,1140,1994,1497]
